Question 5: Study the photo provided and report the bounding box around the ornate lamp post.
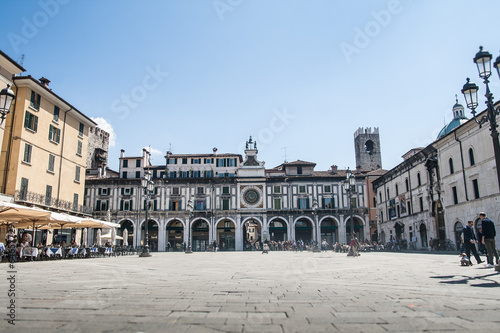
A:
[185,198,194,254]
[139,171,154,257]
[312,199,321,252]
[344,168,357,256]
[0,84,15,125]
[461,46,500,191]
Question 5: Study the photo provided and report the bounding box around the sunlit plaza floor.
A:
[1,251,500,332]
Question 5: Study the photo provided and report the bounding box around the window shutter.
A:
[34,116,38,132]
[98,188,102,195]
[154,200,158,211]
[120,200,124,211]
[130,188,134,195]
[121,188,124,195]
[96,200,101,211]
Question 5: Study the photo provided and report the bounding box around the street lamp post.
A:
[139,171,154,257]
[312,199,321,252]
[185,198,194,254]
[344,168,357,257]
[461,46,500,191]
[0,84,15,125]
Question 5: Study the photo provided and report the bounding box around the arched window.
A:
[469,148,475,166]
[417,172,421,186]
[387,188,390,200]
[405,178,409,192]
[449,158,454,174]
[379,191,382,202]
[395,184,399,196]
[365,140,375,154]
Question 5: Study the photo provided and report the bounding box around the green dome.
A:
[437,117,468,139]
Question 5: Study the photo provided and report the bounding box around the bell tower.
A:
[354,127,382,170]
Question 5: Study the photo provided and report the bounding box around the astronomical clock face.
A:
[240,185,264,209]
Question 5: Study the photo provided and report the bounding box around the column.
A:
[289,215,295,241]
[235,214,243,251]
[339,214,346,244]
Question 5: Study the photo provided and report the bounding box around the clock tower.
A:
[237,136,266,209]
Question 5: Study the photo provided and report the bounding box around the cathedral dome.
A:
[437,97,468,139]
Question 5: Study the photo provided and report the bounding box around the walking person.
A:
[462,221,483,265]
[479,212,499,268]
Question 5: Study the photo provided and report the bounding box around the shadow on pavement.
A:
[430,272,500,288]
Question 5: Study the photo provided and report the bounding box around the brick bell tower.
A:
[354,127,382,170]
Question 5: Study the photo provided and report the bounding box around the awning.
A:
[0,202,51,223]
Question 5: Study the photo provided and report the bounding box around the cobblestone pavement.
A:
[1,251,500,332]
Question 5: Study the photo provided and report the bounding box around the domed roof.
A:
[437,118,468,139]
[437,96,468,139]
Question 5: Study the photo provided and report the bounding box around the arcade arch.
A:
[269,218,288,242]
[119,220,134,246]
[320,217,338,246]
[192,219,210,251]
[216,219,235,251]
[294,218,313,243]
[166,219,184,251]
[140,219,159,252]
[243,218,262,250]
[345,215,364,243]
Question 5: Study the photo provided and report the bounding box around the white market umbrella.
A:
[96,229,102,246]
[111,228,116,246]
[123,228,128,246]
[82,228,88,247]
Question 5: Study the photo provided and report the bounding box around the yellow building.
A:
[0,75,96,215]
[0,50,25,158]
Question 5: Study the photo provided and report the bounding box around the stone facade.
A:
[354,127,382,170]
[85,137,376,251]
[86,126,109,170]
[373,103,500,250]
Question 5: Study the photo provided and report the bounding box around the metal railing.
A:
[15,190,93,215]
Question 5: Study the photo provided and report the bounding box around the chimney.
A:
[120,149,125,158]
[39,77,50,87]
[331,165,338,174]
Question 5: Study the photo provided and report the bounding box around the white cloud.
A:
[143,146,164,156]
[91,117,116,147]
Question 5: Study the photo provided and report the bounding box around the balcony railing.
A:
[15,190,92,215]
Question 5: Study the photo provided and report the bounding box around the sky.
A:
[1,0,500,172]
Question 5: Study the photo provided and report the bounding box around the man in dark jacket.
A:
[480,212,499,268]
[463,221,483,265]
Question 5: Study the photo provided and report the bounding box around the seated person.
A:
[23,232,32,246]
[5,228,16,247]
[105,240,111,248]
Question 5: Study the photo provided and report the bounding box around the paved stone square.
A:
[1,251,500,332]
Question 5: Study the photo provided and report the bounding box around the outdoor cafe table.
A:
[21,247,38,259]
[46,247,62,257]
[66,248,78,257]
[105,247,113,255]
